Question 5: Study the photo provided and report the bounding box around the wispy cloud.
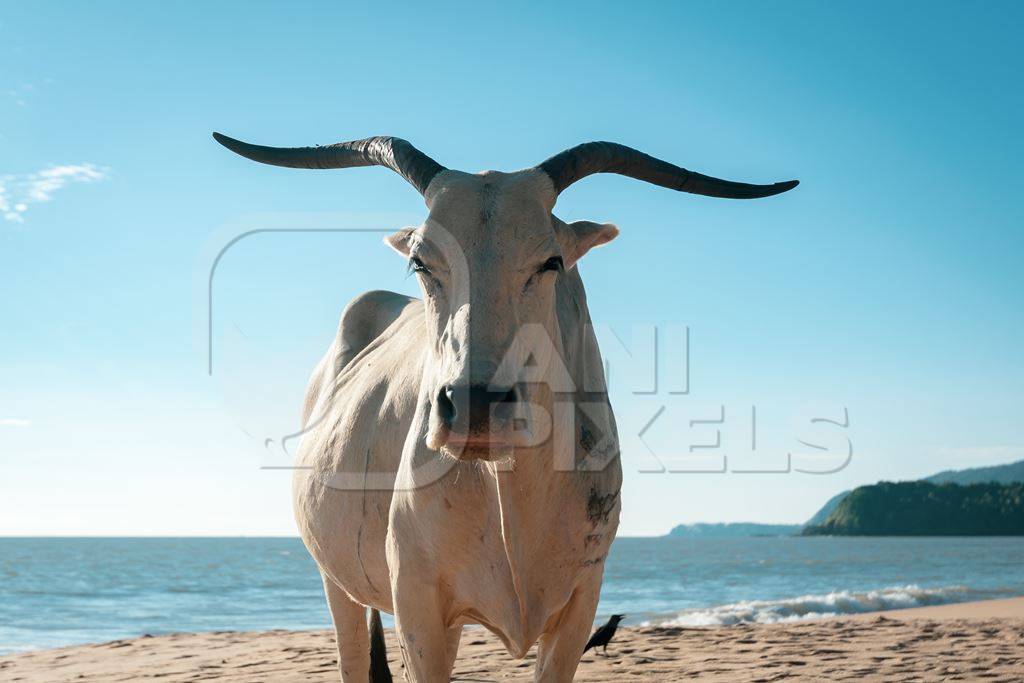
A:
[1,164,108,223]
[0,418,31,428]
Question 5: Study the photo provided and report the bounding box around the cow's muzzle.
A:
[431,383,523,458]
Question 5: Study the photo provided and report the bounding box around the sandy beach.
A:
[2,598,1022,682]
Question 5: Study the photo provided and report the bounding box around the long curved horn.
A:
[537,142,798,199]
[212,133,445,195]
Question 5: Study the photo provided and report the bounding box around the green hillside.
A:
[805,458,1024,526]
[804,481,1024,536]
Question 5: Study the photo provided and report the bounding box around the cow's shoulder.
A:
[301,290,421,428]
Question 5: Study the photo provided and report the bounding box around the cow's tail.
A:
[368,608,393,683]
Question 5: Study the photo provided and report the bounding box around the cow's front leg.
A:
[443,624,463,679]
[534,577,603,682]
[321,575,371,682]
[392,573,451,682]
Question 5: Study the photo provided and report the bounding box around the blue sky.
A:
[1,1,1022,535]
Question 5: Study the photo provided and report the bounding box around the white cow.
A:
[214,133,797,682]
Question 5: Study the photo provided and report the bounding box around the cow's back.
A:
[293,290,426,611]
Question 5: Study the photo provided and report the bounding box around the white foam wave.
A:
[656,584,974,626]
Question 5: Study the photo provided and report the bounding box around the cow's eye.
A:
[408,256,431,275]
[539,256,563,274]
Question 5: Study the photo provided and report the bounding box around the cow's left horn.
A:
[537,141,798,199]
[212,133,445,196]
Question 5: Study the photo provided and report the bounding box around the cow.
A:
[213,132,797,682]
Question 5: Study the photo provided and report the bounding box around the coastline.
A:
[2,597,1022,681]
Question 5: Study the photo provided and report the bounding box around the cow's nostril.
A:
[499,386,518,405]
[440,384,519,435]
[438,385,456,426]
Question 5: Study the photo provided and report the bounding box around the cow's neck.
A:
[488,268,618,637]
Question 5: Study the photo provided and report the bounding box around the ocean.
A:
[3,536,1023,655]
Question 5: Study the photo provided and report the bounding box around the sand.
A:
[2,598,1023,682]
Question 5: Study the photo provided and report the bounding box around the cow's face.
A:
[386,169,617,460]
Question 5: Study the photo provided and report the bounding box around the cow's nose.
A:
[439,383,518,434]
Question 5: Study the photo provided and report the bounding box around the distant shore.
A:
[2,598,1022,681]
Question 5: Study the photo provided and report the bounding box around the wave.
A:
[655,584,980,626]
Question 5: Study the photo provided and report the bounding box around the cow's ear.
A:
[384,227,415,256]
[558,220,619,269]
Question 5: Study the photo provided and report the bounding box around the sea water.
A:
[2,536,1023,654]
